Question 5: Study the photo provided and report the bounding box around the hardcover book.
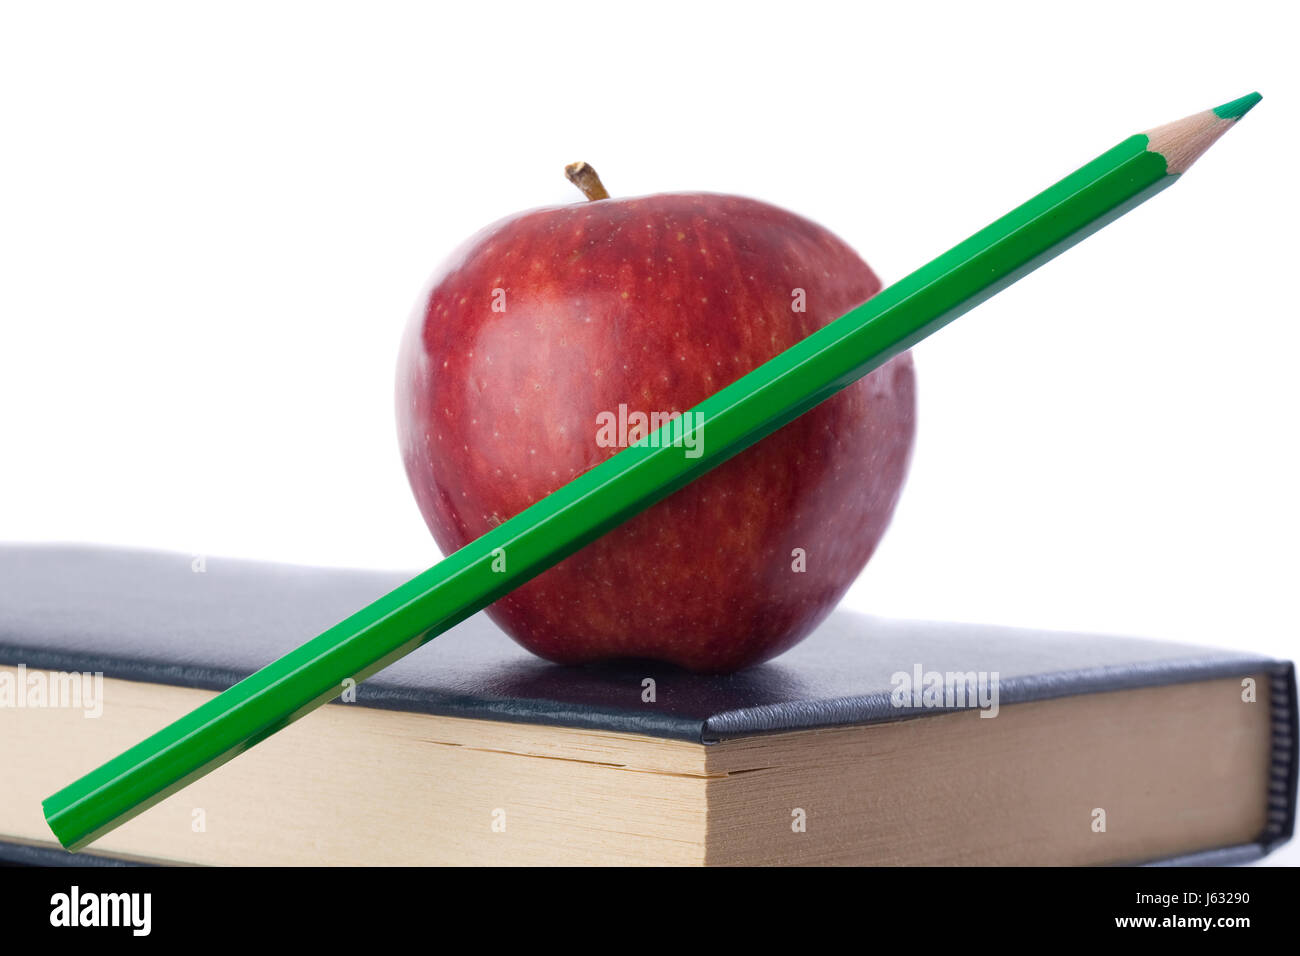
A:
[0,545,1294,866]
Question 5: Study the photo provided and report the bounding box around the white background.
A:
[1,2,1296,865]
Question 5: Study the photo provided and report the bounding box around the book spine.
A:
[1265,662,1298,850]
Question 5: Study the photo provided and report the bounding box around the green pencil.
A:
[44,92,1261,852]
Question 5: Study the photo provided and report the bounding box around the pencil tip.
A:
[1212,92,1262,121]
[1146,94,1261,174]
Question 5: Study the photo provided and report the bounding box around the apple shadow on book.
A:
[467,653,812,718]
[355,612,832,739]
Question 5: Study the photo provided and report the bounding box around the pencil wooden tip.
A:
[1213,92,1262,121]
[1145,94,1260,175]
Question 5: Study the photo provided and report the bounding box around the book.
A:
[0,544,1294,866]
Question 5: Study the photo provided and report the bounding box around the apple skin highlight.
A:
[397,192,915,672]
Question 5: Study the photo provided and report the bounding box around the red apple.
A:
[396,167,915,672]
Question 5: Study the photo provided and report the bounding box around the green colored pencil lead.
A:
[1213,91,1262,120]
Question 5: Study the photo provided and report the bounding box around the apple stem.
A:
[565,162,610,201]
